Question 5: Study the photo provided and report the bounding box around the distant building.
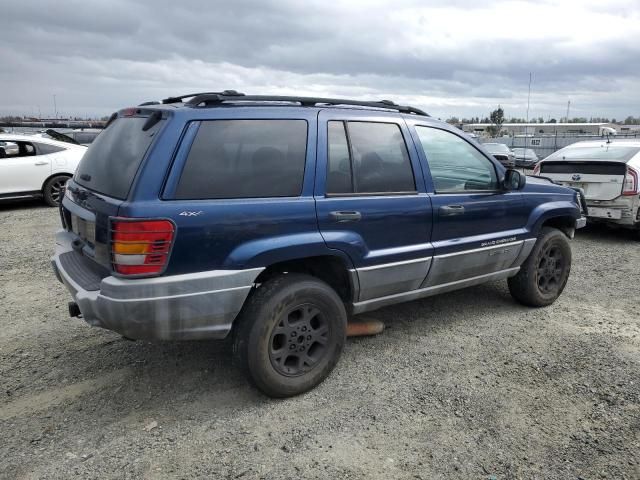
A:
[461,122,619,136]
[618,124,640,134]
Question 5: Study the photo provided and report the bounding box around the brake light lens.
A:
[532,162,541,175]
[622,166,638,196]
[111,219,175,276]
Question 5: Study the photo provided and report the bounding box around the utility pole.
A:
[53,94,57,120]
[566,100,571,123]
[525,72,532,146]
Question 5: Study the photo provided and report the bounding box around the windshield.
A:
[545,144,640,162]
[74,116,164,199]
[513,148,536,155]
[483,143,510,153]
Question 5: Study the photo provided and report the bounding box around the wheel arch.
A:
[540,215,577,238]
[254,254,358,304]
[528,201,580,239]
[41,171,73,193]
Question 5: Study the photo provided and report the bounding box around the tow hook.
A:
[68,301,82,318]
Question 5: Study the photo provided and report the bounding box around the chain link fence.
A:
[478,133,640,159]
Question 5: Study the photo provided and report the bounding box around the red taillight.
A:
[532,162,541,175]
[622,166,639,196]
[111,219,175,276]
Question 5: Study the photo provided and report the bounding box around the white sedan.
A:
[0,134,87,206]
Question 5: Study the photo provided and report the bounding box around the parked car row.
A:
[477,142,539,168]
[477,138,640,235]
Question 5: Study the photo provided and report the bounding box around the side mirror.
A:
[504,169,526,190]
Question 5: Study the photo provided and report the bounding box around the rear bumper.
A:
[584,197,639,227]
[575,216,587,229]
[51,230,263,340]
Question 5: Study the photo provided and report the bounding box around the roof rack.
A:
[161,90,244,104]
[170,92,428,116]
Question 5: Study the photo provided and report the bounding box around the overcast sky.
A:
[1,0,639,120]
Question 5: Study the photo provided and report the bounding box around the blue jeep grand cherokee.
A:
[52,92,586,397]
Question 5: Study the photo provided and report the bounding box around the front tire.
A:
[233,273,347,398]
[508,227,572,307]
[43,175,70,207]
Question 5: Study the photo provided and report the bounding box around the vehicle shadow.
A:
[0,198,48,212]
[8,280,514,423]
[575,222,638,242]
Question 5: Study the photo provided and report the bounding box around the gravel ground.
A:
[1,201,639,480]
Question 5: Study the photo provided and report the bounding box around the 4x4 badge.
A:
[179,211,204,217]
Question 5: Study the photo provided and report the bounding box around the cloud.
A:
[1,0,639,119]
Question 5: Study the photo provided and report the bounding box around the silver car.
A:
[482,143,516,168]
[512,148,539,168]
[534,140,640,235]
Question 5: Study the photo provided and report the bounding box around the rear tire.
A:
[233,273,347,398]
[43,175,70,207]
[508,227,572,307]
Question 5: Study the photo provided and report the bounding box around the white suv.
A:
[534,139,640,236]
[0,134,87,206]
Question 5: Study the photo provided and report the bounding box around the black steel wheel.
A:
[269,303,330,377]
[535,243,565,295]
[233,273,347,398]
[43,175,70,207]
[508,227,572,307]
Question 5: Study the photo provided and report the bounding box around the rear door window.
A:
[74,116,163,199]
[326,121,415,194]
[174,120,308,199]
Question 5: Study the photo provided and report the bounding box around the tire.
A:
[233,273,347,398]
[508,227,572,307]
[43,175,70,207]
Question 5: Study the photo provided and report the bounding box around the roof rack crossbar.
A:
[162,90,245,104]
[184,93,429,116]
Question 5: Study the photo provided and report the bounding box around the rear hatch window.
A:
[74,116,164,199]
[545,145,640,163]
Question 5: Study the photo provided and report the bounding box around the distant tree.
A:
[485,106,504,137]
[549,118,557,123]
[624,116,640,125]
[446,116,460,125]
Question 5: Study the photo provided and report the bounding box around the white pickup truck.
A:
[534,140,640,236]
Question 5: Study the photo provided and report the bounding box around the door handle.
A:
[329,211,362,222]
[34,161,48,166]
[439,205,465,216]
